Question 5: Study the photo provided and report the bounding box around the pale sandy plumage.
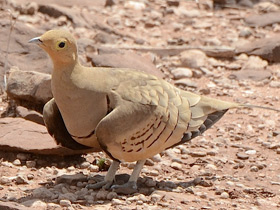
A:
[29,30,279,193]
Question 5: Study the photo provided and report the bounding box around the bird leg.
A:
[87,160,120,190]
[111,159,146,194]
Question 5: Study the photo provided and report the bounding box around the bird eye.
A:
[58,42,65,48]
[55,41,67,50]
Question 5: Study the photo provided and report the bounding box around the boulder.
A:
[7,68,52,112]
[0,117,97,155]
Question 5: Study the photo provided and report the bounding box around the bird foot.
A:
[86,180,113,190]
[111,181,138,194]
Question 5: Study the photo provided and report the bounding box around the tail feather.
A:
[238,104,280,112]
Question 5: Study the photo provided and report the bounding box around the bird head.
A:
[29,29,78,68]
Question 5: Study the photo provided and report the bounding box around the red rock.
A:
[0,117,97,155]
[88,51,164,79]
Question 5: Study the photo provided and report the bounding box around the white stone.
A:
[59,199,71,207]
[220,192,229,199]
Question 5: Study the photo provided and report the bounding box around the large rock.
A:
[88,50,164,79]
[229,56,271,81]
[179,50,207,69]
[245,12,280,27]
[0,201,30,210]
[0,19,49,93]
[0,117,97,155]
[213,0,261,8]
[236,36,280,63]
[7,68,52,112]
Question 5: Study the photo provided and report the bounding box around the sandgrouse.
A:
[29,29,279,193]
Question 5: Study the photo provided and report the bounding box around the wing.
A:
[95,75,192,162]
[93,68,239,162]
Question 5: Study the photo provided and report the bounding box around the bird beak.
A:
[28,37,43,45]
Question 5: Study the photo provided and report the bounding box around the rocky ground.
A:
[1,0,280,209]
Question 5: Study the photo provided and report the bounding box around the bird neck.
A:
[51,51,79,71]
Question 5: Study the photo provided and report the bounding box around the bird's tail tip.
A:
[238,104,280,112]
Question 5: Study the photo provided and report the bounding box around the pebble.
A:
[226,181,235,186]
[33,187,54,199]
[205,164,217,171]
[107,191,118,200]
[179,50,207,69]
[0,176,12,185]
[88,164,99,172]
[151,154,162,162]
[220,192,229,199]
[189,151,207,157]
[174,78,198,88]
[112,198,124,205]
[96,190,108,200]
[80,161,90,169]
[148,170,159,176]
[59,199,72,207]
[171,67,193,79]
[269,81,280,88]
[16,153,30,161]
[12,159,21,166]
[245,150,256,155]
[15,175,28,185]
[250,166,259,172]
[171,162,182,170]
[145,178,157,187]
[151,193,162,202]
[26,160,36,168]
[236,152,249,160]
[59,193,78,202]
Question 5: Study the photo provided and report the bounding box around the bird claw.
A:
[86,180,113,190]
[111,181,138,194]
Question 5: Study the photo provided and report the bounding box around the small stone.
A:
[96,190,108,200]
[151,193,162,202]
[148,170,159,176]
[174,78,198,88]
[112,198,123,205]
[33,187,54,199]
[47,203,61,209]
[59,199,71,207]
[236,152,249,160]
[180,50,207,69]
[171,162,182,170]
[124,1,146,10]
[171,68,193,79]
[145,178,157,187]
[13,159,21,166]
[80,161,90,169]
[15,175,28,185]
[250,166,259,172]
[226,181,235,186]
[239,28,252,38]
[167,0,180,7]
[244,150,256,156]
[0,176,12,185]
[145,159,154,166]
[205,164,217,171]
[16,153,30,161]
[220,192,229,199]
[88,164,99,172]
[59,193,78,202]
[27,174,34,180]
[26,160,36,168]
[107,191,118,200]
[30,200,47,208]
[189,151,207,157]
[151,154,162,162]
